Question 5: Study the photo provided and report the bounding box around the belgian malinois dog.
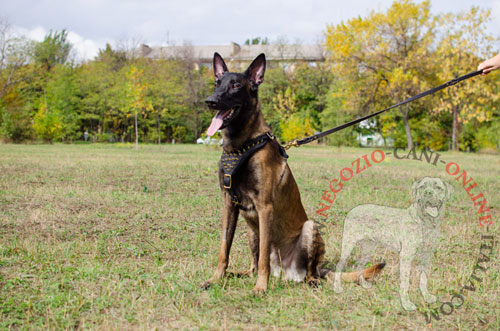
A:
[202,52,384,294]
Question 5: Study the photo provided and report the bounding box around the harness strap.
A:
[220,131,287,208]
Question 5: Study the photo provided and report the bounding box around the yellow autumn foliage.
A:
[280,114,315,142]
[32,103,63,142]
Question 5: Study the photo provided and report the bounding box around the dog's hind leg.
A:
[333,236,358,293]
[355,240,377,289]
[303,221,325,286]
[416,255,437,304]
[399,245,417,311]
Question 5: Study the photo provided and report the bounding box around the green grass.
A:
[0,143,498,329]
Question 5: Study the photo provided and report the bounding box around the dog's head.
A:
[205,52,266,136]
[411,177,453,220]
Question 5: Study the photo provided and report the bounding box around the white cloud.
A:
[13,25,104,61]
[66,31,104,61]
[14,25,46,42]
[6,0,499,62]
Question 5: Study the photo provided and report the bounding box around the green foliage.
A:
[321,80,359,146]
[0,11,498,151]
[475,119,500,151]
[172,126,187,143]
[95,43,128,71]
[44,65,81,141]
[259,62,333,142]
[33,30,71,71]
[32,103,63,143]
[244,37,269,45]
[0,104,33,142]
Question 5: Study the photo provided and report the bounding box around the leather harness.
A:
[220,131,288,209]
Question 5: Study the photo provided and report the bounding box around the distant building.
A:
[356,119,394,147]
[135,42,326,70]
[357,132,394,147]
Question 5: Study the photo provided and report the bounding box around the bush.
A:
[172,126,187,143]
[32,104,63,143]
[279,114,315,142]
[91,132,114,143]
[473,120,500,152]
[0,104,34,142]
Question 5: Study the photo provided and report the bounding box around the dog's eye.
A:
[215,80,221,87]
[232,82,241,89]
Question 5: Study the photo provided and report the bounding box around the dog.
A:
[201,52,385,294]
[333,177,454,310]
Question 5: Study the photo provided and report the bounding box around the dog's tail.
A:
[321,262,386,282]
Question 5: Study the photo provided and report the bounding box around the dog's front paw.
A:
[333,283,344,294]
[401,299,417,311]
[306,276,321,287]
[252,284,267,295]
[423,293,437,304]
[359,276,373,289]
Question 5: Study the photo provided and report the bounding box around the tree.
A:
[0,18,31,99]
[0,18,35,141]
[433,7,499,151]
[77,55,123,141]
[32,102,62,143]
[175,44,212,140]
[33,30,71,71]
[124,65,150,149]
[95,43,128,71]
[145,58,184,144]
[325,0,436,149]
[259,66,289,136]
[280,113,314,142]
[244,37,269,45]
[44,64,81,141]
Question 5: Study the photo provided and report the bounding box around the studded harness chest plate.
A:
[220,132,288,209]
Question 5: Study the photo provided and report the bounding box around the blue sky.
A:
[2,0,499,60]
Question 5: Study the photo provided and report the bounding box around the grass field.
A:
[0,143,498,330]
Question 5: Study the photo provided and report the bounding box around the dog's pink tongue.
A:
[207,111,225,136]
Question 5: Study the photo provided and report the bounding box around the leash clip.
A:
[283,139,299,150]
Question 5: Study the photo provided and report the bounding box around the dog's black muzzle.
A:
[205,94,219,109]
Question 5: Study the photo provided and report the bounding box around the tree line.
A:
[0,0,499,151]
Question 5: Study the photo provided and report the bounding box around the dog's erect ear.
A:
[213,52,228,80]
[244,53,266,87]
[445,181,454,200]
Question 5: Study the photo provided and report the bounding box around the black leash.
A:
[283,69,484,150]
